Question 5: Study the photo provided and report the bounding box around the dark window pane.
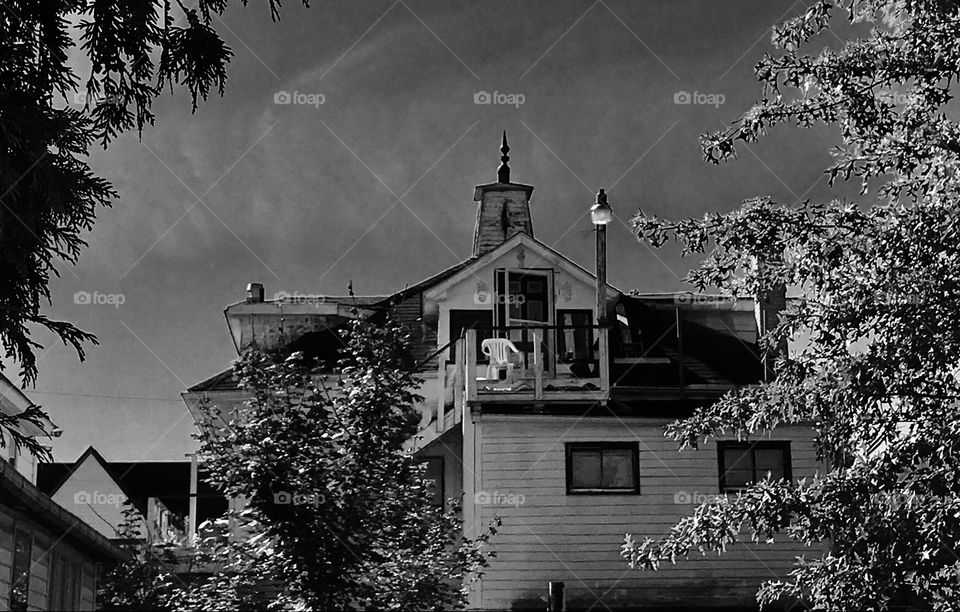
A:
[570,449,602,489]
[526,301,544,322]
[755,448,785,480]
[10,530,31,612]
[601,449,634,488]
[723,447,753,488]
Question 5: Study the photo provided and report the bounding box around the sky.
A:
[15,0,863,462]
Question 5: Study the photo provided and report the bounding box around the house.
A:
[0,374,125,611]
[183,135,818,610]
[37,446,228,547]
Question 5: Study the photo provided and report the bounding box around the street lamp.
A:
[592,189,612,326]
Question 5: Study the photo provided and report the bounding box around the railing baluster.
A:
[533,330,543,400]
[465,329,477,402]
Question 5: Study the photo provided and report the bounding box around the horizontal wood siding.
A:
[0,503,106,611]
[1,507,12,610]
[476,415,822,610]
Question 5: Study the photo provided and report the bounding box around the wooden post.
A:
[596,224,607,326]
[466,329,477,402]
[454,333,465,424]
[533,329,544,400]
[676,307,685,396]
[437,354,446,433]
[187,452,198,546]
[598,326,610,395]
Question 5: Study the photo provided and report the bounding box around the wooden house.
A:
[0,374,125,611]
[183,135,817,610]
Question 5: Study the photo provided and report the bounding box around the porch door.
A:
[494,269,554,373]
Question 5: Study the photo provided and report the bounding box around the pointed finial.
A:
[497,131,510,183]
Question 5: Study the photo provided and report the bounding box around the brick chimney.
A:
[472,132,534,257]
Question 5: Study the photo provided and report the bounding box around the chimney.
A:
[246,282,265,303]
[753,258,787,381]
[472,131,535,257]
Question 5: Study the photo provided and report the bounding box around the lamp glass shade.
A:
[590,204,613,225]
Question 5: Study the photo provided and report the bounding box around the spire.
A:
[497,130,510,183]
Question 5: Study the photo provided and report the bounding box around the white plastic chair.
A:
[481,338,520,381]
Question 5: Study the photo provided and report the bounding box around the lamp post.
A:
[591,189,613,325]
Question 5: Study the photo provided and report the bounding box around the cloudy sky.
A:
[19,0,861,462]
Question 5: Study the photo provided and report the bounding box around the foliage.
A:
[97,503,179,611]
[180,319,496,611]
[0,0,306,454]
[623,1,960,610]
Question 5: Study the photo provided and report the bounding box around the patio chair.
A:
[480,337,520,381]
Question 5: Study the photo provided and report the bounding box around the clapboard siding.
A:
[0,507,12,610]
[0,503,106,611]
[475,415,822,610]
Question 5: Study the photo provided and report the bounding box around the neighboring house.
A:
[0,374,125,611]
[37,446,228,547]
[183,135,819,610]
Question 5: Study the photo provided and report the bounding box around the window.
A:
[565,442,639,494]
[557,310,594,363]
[419,457,444,508]
[718,441,792,491]
[47,551,81,611]
[9,529,31,612]
[448,310,492,364]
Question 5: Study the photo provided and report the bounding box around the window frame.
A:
[565,442,640,495]
[9,528,32,612]
[717,441,792,492]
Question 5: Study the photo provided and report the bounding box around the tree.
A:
[97,503,178,611]
[622,1,960,610]
[178,319,496,611]
[0,0,306,456]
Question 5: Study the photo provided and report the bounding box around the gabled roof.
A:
[1,459,125,561]
[422,233,621,299]
[375,256,481,306]
[37,446,228,525]
[186,368,239,393]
